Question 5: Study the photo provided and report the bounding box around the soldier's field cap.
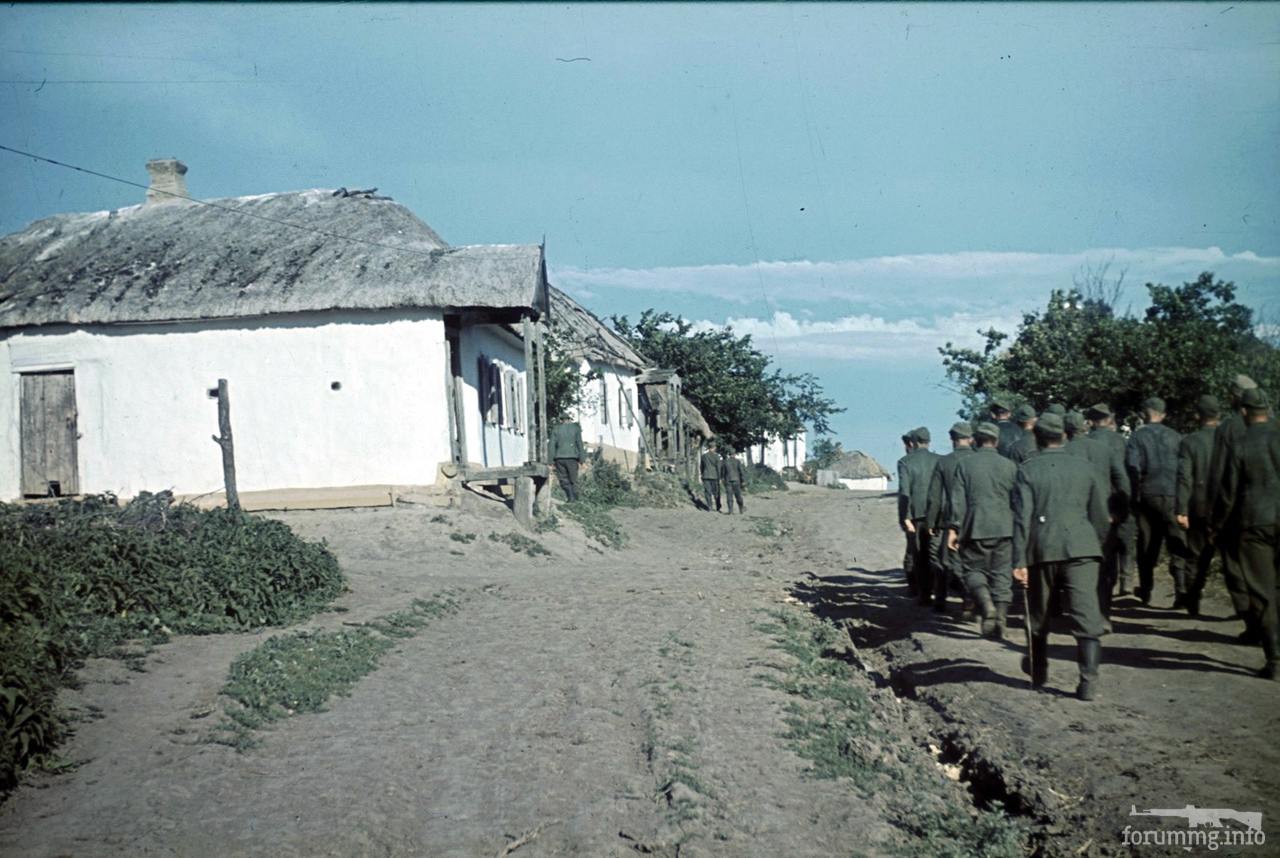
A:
[1086,402,1113,420]
[912,426,932,443]
[1196,394,1221,417]
[974,421,1000,439]
[1035,412,1065,437]
[1241,388,1269,410]
[949,421,974,439]
[1047,403,1067,416]
[901,432,913,444]
[989,396,1012,412]
[1233,374,1258,391]
[1013,404,1037,422]
[1064,411,1087,432]
[1142,396,1166,413]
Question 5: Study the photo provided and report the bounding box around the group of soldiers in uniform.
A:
[896,373,1279,701]
[699,440,749,514]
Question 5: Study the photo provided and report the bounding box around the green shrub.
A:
[745,463,788,494]
[577,451,634,507]
[1,492,344,790]
[560,501,628,549]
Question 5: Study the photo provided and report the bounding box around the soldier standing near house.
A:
[1009,405,1039,464]
[899,427,941,607]
[991,398,1021,459]
[947,422,1016,638]
[700,441,723,513]
[721,450,747,515]
[1088,403,1133,607]
[1126,396,1188,607]
[549,420,586,502]
[1212,388,1280,679]
[1012,412,1111,700]
[1208,375,1264,643]
[927,422,975,614]
[897,432,918,590]
[1175,395,1222,618]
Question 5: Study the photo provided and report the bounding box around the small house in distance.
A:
[816,447,892,492]
[750,433,807,473]
[0,159,550,508]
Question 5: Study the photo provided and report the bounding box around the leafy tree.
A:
[939,271,1279,432]
[542,326,598,424]
[610,310,843,452]
[807,437,843,469]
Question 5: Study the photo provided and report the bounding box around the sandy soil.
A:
[2,485,1276,857]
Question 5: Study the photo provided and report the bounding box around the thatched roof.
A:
[548,286,649,371]
[0,189,548,329]
[830,449,891,480]
[680,395,713,438]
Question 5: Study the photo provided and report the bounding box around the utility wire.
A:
[0,143,446,259]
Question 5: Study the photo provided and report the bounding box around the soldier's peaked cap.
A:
[1142,396,1166,413]
[1086,402,1113,420]
[1064,411,1088,432]
[1047,403,1067,416]
[949,421,974,439]
[973,421,1001,439]
[911,426,932,443]
[1233,374,1258,392]
[989,396,1013,412]
[1035,412,1065,437]
[1013,404,1037,422]
[1196,394,1221,417]
[1241,388,1269,410]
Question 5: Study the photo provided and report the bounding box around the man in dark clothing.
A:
[899,427,941,606]
[1126,396,1187,607]
[1012,412,1111,700]
[897,432,918,592]
[948,422,1016,638]
[1088,403,1133,608]
[1066,409,1126,630]
[1176,395,1222,617]
[927,422,975,614]
[720,451,747,515]
[1213,388,1280,678]
[549,421,587,502]
[991,397,1021,459]
[1208,374,1264,643]
[700,442,723,512]
[1008,404,1039,464]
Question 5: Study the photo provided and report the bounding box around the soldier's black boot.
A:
[1258,628,1278,680]
[989,603,1008,640]
[1238,614,1263,645]
[1020,633,1049,688]
[977,591,996,636]
[1076,638,1101,701]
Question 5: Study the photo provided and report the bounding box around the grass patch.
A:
[1,491,343,791]
[560,501,627,549]
[760,608,1026,858]
[489,531,552,557]
[745,463,788,494]
[209,593,461,750]
[533,512,561,534]
[449,531,476,544]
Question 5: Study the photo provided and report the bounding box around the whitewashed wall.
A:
[457,324,529,468]
[0,309,451,500]
[754,433,806,472]
[572,359,641,465]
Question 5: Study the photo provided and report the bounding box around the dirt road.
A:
[2,485,1276,856]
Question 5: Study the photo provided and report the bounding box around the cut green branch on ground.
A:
[489,532,552,557]
[209,593,462,751]
[758,608,1026,858]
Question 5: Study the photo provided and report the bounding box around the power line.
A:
[0,143,444,258]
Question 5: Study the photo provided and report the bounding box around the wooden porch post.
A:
[211,378,240,511]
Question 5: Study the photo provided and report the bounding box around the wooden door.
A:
[20,371,79,497]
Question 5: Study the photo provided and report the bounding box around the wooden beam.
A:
[460,463,549,483]
[535,320,549,464]
[210,378,240,511]
[443,337,462,465]
[522,314,536,465]
[513,475,536,530]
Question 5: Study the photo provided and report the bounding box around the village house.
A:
[750,433,807,473]
[816,446,892,492]
[0,159,551,509]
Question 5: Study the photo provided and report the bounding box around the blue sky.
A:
[3,3,1278,472]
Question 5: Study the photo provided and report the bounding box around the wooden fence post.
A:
[211,378,240,511]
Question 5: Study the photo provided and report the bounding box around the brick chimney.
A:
[145,158,189,204]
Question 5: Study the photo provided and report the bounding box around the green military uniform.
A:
[997,421,1022,459]
[700,448,723,512]
[720,455,747,514]
[949,425,1016,637]
[1212,389,1280,678]
[1088,404,1133,612]
[898,427,941,605]
[1013,413,1110,699]
[926,423,975,611]
[549,421,586,501]
[1175,396,1221,616]
[1008,405,1039,464]
[1208,404,1258,637]
[1126,397,1187,605]
[896,433,916,586]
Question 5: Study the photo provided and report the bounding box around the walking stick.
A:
[1022,583,1034,690]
